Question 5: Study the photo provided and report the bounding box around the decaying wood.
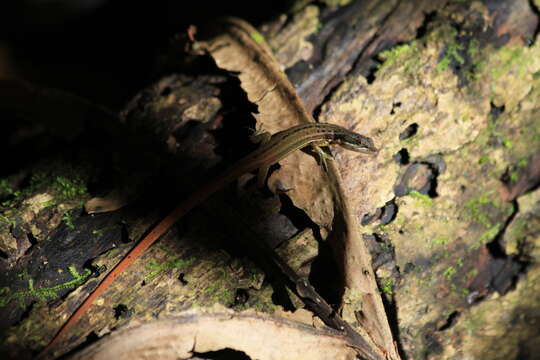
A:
[2,0,540,359]
[68,308,358,360]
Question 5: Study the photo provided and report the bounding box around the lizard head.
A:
[335,132,378,154]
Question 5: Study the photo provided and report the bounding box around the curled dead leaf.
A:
[69,309,357,360]
[84,189,132,214]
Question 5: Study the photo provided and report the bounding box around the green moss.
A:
[62,210,76,230]
[377,42,427,79]
[478,155,490,165]
[0,266,91,308]
[52,175,87,200]
[481,113,520,158]
[430,24,487,84]
[0,179,13,197]
[443,266,457,280]
[502,138,513,148]
[0,165,89,211]
[517,157,529,168]
[380,278,395,295]
[437,42,465,73]
[204,281,235,305]
[466,268,479,280]
[401,130,421,147]
[464,316,480,335]
[0,213,16,227]
[507,218,529,246]
[417,272,435,288]
[246,267,264,285]
[41,199,56,207]
[465,193,497,228]
[250,31,264,44]
[145,256,195,281]
[379,43,417,68]
[248,295,278,313]
[479,224,501,244]
[408,190,434,207]
[467,38,479,57]
[509,171,519,182]
[491,45,527,79]
[104,248,120,257]
[429,237,450,247]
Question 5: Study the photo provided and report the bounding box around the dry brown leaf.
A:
[69,309,357,360]
[193,17,333,230]
[193,17,400,360]
[84,189,132,214]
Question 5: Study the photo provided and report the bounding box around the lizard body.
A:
[39,123,377,358]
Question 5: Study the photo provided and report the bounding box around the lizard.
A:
[38,122,377,358]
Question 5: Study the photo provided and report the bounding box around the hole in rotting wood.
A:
[233,289,249,306]
[402,262,415,274]
[365,59,382,84]
[380,200,398,224]
[113,304,132,320]
[415,11,438,38]
[160,86,172,96]
[178,272,188,285]
[361,208,382,226]
[363,233,395,271]
[193,348,250,360]
[466,200,526,304]
[390,101,402,115]
[14,300,37,325]
[437,311,460,331]
[84,331,99,345]
[119,221,131,244]
[489,101,505,122]
[361,199,398,226]
[393,148,410,165]
[81,260,105,280]
[529,0,540,45]
[399,123,418,140]
[26,231,38,246]
[56,331,100,359]
[394,155,445,198]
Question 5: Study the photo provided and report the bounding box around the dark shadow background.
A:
[0,0,290,110]
[0,3,296,358]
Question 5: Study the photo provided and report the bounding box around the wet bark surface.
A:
[1,1,540,359]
